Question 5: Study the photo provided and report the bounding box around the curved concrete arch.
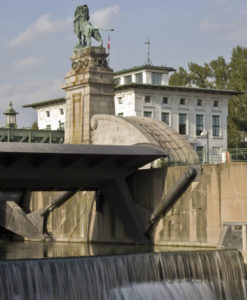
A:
[91,114,198,164]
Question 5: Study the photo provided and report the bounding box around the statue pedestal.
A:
[63,47,115,144]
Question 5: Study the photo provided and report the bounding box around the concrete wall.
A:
[30,162,247,246]
[91,114,198,164]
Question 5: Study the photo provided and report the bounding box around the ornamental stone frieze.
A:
[71,56,108,71]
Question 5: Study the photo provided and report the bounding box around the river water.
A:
[0,242,246,300]
[0,241,210,260]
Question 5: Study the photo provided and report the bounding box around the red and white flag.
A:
[107,35,110,52]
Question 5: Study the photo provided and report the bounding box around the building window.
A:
[212,147,220,155]
[196,146,204,163]
[118,112,123,117]
[161,112,169,125]
[144,96,151,103]
[162,97,168,104]
[59,122,65,130]
[151,72,162,85]
[212,115,220,136]
[114,77,120,85]
[46,111,50,117]
[180,98,186,105]
[124,75,132,84]
[197,99,202,106]
[60,108,64,115]
[213,100,219,107]
[118,97,123,104]
[197,146,204,153]
[179,113,186,135]
[46,125,51,130]
[136,73,143,84]
[144,111,152,118]
[196,114,203,136]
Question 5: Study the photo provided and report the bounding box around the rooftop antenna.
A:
[144,38,152,65]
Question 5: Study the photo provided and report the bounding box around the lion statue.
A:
[74,4,103,49]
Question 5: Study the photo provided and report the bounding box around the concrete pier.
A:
[28,162,247,248]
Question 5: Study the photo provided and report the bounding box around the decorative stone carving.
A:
[71,57,108,71]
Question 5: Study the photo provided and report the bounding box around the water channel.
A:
[0,241,246,299]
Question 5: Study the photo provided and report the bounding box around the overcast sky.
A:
[0,0,247,127]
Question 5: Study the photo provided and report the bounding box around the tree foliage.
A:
[168,46,247,148]
[169,67,191,87]
[31,121,39,130]
[188,62,213,88]
[209,56,229,89]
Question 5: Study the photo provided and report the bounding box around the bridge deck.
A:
[0,143,166,191]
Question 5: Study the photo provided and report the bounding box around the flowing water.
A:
[0,249,246,300]
[110,281,217,300]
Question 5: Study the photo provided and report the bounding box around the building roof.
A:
[114,64,176,76]
[114,83,243,96]
[23,97,66,109]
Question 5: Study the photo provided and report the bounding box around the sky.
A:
[0,0,247,127]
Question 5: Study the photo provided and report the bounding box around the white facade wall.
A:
[115,69,169,86]
[34,89,229,155]
[114,88,229,154]
[114,92,136,116]
[37,104,65,130]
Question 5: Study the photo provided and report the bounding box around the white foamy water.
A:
[109,280,217,300]
[0,250,246,299]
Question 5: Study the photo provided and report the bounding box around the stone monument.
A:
[63,4,115,144]
[63,4,199,164]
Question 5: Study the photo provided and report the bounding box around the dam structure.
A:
[0,249,246,300]
[0,4,200,244]
[0,4,247,300]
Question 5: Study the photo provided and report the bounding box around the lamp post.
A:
[4,101,18,129]
[201,130,209,163]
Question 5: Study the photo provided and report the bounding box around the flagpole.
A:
[107,35,110,65]
[144,38,152,65]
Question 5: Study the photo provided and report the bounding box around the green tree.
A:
[169,67,191,86]
[31,121,39,130]
[228,46,247,91]
[209,56,229,89]
[168,46,247,148]
[188,62,213,88]
[227,46,247,147]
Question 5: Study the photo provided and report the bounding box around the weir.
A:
[1,4,247,300]
[0,249,246,300]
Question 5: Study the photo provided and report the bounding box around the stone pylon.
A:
[63,47,115,144]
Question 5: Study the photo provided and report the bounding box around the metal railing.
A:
[0,128,64,144]
[227,148,247,162]
[158,148,247,167]
[196,148,247,164]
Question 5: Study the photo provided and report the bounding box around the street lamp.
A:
[4,101,18,129]
[201,130,209,163]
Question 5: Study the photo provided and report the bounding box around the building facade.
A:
[23,65,240,160]
[114,65,240,160]
[23,98,65,131]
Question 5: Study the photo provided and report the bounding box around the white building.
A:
[114,65,240,160]
[24,64,240,160]
[23,98,65,131]
[114,65,175,86]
